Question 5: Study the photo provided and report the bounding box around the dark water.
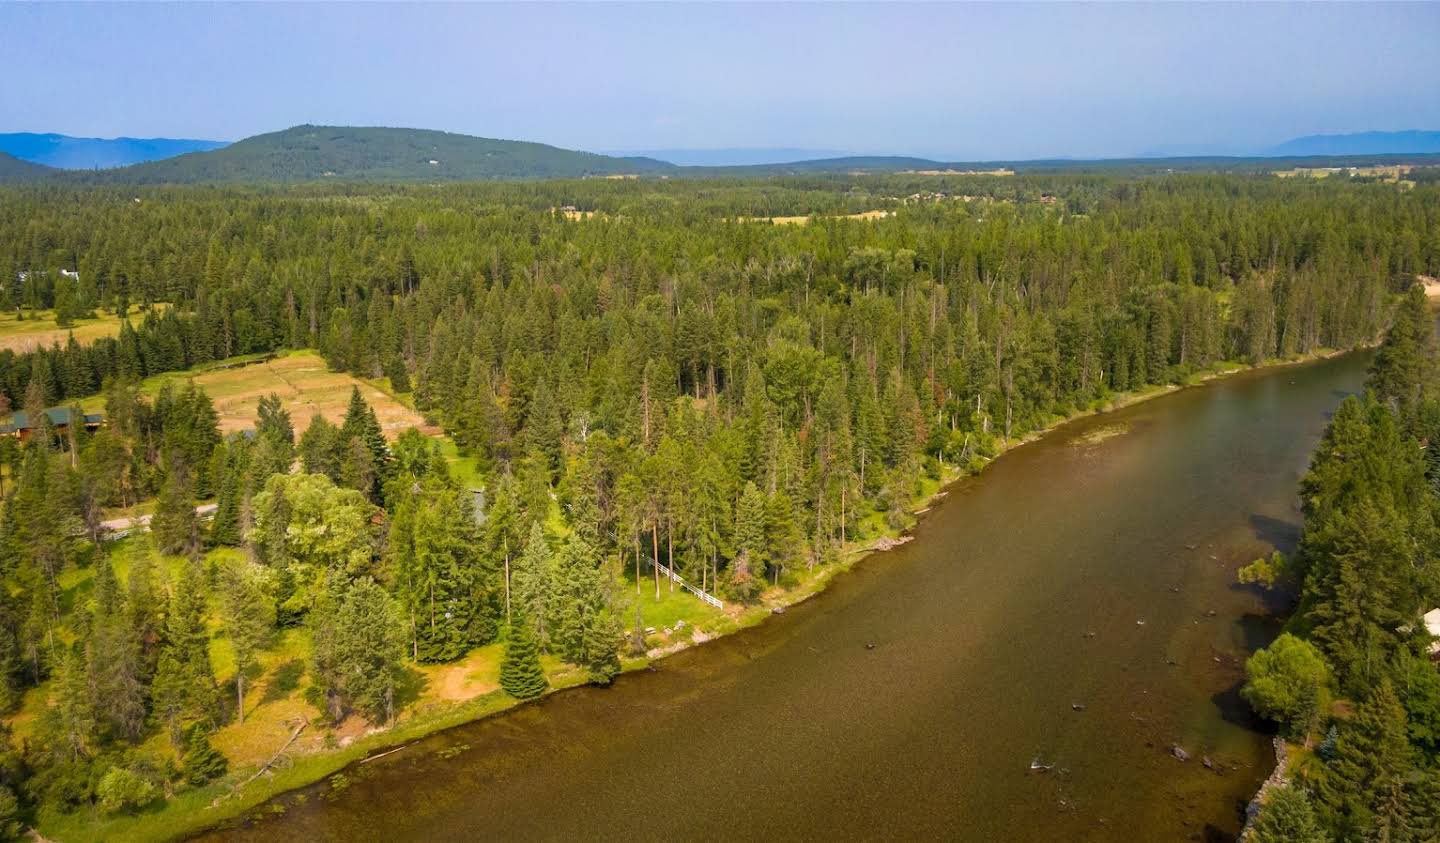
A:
[200,353,1370,843]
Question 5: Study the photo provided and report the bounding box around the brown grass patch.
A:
[0,307,149,353]
[132,352,429,440]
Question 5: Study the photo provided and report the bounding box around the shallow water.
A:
[200,353,1370,842]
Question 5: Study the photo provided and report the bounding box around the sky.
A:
[2,2,1438,160]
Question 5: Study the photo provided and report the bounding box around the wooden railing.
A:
[654,560,724,610]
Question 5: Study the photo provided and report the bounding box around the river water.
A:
[200,352,1370,842]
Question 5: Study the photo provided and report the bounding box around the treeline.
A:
[1241,287,1440,841]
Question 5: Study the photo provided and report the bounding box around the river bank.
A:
[39,345,1365,843]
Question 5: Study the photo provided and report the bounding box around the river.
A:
[199,351,1370,842]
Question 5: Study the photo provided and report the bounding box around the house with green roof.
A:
[0,407,104,441]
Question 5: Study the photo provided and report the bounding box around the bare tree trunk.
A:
[652,524,660,600]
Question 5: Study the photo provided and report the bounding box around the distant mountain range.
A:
[1265,130,1440,157]
[609,147,855,167]
[0,125,1437,185]
[0,132,228,169]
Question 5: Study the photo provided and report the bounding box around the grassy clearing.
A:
[83,350,431,440]
[0,307,148,354]
[758,209,894,225]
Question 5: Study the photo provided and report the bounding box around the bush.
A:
[1237,551,1288,589]
[1242,633,1331,737]
[96,766,157,815]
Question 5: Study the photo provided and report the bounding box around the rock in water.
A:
[1171,744,1190,762]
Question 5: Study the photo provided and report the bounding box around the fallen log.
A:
[232,717,309,795]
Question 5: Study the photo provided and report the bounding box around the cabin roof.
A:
[0,408,104,434]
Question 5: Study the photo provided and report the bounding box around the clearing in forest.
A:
[755,209,894,225]
[107,351,431,439]
[0,307,144,353]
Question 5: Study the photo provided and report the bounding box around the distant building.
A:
[1426,608,1440,658]
[0,407,104,442]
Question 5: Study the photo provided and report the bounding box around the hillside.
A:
[0,150,54,183]
[0,132,228,169]
[90,125,674,183]
[1268,130,1440,157]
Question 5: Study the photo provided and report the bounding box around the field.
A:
[1274,164,1414,183]
[87,351,432,440]
[755,209,894,225]
[0,307,145,353]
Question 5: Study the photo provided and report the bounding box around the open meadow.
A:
[87,351,433,439]
[0,307,144,353]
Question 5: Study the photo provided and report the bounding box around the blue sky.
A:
[3,2,1437,159]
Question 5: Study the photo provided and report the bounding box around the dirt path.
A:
[100,502,217,536]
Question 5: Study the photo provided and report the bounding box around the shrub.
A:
[96,766,157,815]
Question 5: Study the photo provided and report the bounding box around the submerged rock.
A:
[1170,744,1191,762]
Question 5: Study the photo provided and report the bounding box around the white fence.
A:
[654,560,724,610]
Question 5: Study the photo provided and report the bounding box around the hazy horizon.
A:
[2,2,1438,160]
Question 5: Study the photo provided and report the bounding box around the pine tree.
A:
[1320,680,1413,838]
[219,559,275,724]
[1367,284,1434,423]
[730,481,768,600]
[341,386,389,492]
[513,522,555,648]
[208,439,245,546]
[40,647,93,763]
[1249,786,1327,843]
[523,378,564,478]
[298,414,343,480]
[151,560,219,743]
[180,725,228,786]
[151,458,200,557]
[310,576,404,724]
[252,392,296,479]
[499,619,547,700]
[393,483,490,662]
[85,560,147,742]
[551,533,621,684]
[764,489,805,583]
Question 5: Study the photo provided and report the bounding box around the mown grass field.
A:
[84,350,431,440]
[0,307,147,353]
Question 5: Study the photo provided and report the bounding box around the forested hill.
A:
[76,125,676,183]
[0,151,56,184]
[3,124,1440,184]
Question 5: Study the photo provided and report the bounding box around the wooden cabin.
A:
[0,408,104,442]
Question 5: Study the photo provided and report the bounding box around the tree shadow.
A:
[1211,676,1274,733]
[395,664,427,711]
[261,659,304,704]
[1236,611,1286,652]
[1248,513,1300,554]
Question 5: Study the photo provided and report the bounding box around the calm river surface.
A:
[200,352,1370,842]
